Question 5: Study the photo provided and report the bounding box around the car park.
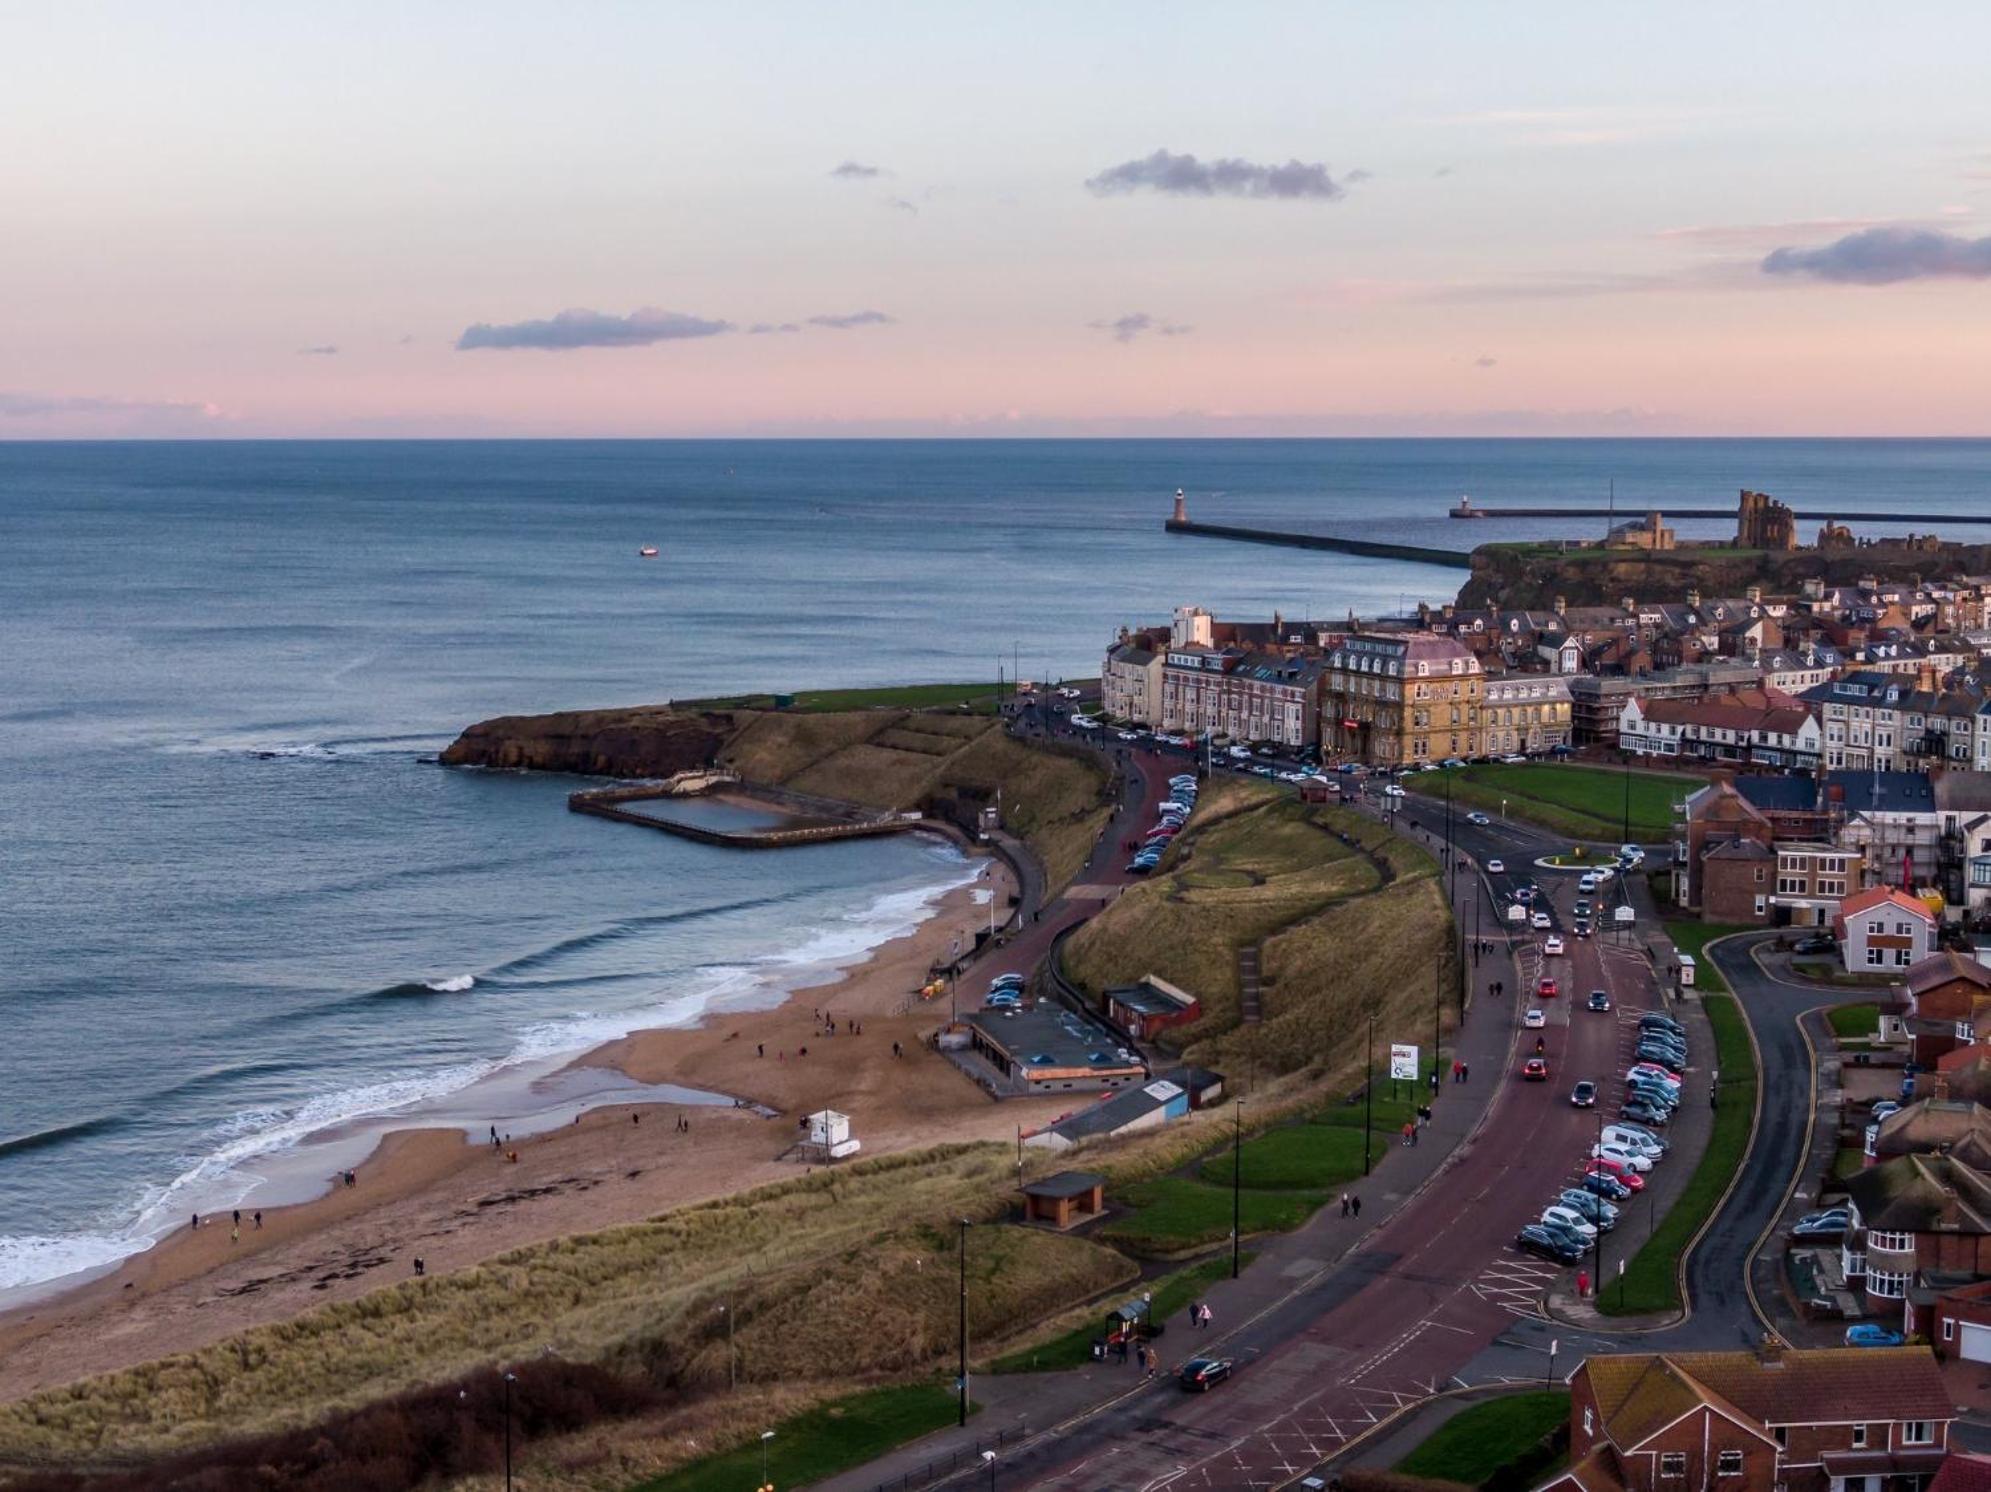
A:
[1467,811,1491,826]
[1794,1208,1850,1240]
[1486,858,1505,874]
[1571,1080,1597,1107]
[1544,935,1565,956]
[1609,1120,1668,1153]
[1591,1143,1653,1174]
[1541,1205,1598,1241]
[1523,1008,1547,1028]
[1515,1224,1585,1266]
[1844,1324,1905,1348]
[1586,990,1612,1013]
[1580,1169,1632,1202]
[1558,1189,1619,1228]
[1522,1057,1549,1082]
[1179,1356,1236,1391]
[1538,976,1559,999]
[1601,1127,1664,1161]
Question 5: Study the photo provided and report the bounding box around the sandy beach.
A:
[0,847,1074,1403]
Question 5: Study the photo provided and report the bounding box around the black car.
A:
[1572,919,1593,938]
[1637,1034,1689,1059]
[1636,1048,1687,1074]
[1516,1224,1585,1265]
[1793,932,1836,955]
[1587,990,1612,1013]
[1571,1081,1597,1108]
[1179,1356,1235,1391]
[1638,1015,1686,1038]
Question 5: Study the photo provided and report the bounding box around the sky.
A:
[4,1,1990,438]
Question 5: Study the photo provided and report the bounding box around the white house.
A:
[1836,886,1939,974]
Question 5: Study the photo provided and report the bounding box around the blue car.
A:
[1844,1323,1905,1348]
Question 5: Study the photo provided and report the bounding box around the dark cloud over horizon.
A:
[1761,226,1991,284]
[1090,312,1192,343]
[456,307,734,350]
[830,160,883,179]
[1084,148,1347,201]
[748,322,802,335]
[806,310,896,329]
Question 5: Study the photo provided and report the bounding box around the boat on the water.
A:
[638,545,660,558]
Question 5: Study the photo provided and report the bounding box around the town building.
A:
[1022,1076,1189,1151]
[960,1004,1147,1098]
[1804,670,1991,774]
[1937,1043,1991,1108]
[1769,843,1861,928]
[1101,640,1164,725]
[1617,689,1820,772]
[1321,632,1485,765]
[1018,1171,1106,1229]
[1892,953,1991,1065]
[1836,886,1939,974]
[1673,774,1775,911]
[1833,772,1943,892]
[1844,1153,1991,1326]
[1480,672,1573,756]
[1699,838,1777,925]
[1736,488,1800,550]
[1938,774,1991,927]
[1867,1100,1991,1169]
[1543,1343,1952,1492]
[1102,976,1202,1042]
[1568,661,1767,748]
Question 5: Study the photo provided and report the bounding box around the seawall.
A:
[1164,518,1471,570]
[1453,506,1991,523]
[568,780,925,849]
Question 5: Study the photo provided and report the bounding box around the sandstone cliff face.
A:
[1458,542,1991,611]
[438,707,733,777]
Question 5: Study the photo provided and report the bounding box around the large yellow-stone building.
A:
[1322,632,1485,765]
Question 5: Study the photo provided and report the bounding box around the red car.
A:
[1522,1057,1549,1082]
[1537,976,1559,999]
[1585,1159,1645,1192]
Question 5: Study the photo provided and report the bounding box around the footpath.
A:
[812,795,1525,1492]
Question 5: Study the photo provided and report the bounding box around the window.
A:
[1851,1423,1868,1448]
[1868,1230,1913,1252]
[1867,947,1886,967]
[1583,1406,1594,1435]
[1897,948,1915,967]
[1904,1420,1933,1445]
[1717,1449,1743,1477]
[1945,1319,1957,1343]
[1660,1452,1686,1477]
[1773,1425,1789,1449]
[1867,1268,1909,1298]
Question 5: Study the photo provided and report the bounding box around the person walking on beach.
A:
[757,1043,764,1058]
[229,1224,238,1245]
[253,1211,262,1229]
[232,1209,240,1228]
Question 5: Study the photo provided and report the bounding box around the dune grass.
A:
[1406,762,1695,843]
[1395,1390,1569,1484]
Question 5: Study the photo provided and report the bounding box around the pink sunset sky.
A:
[4,3,1990,438]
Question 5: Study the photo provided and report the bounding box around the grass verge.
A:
[1662,921,1749,995]
[1596,992,1754,1316]
[1394,1390,1569,1485]
[630,1382,966,1492]
[1405,763,1695,843]
[1096,1176,1327,1254]
[987,1251,1255,1374]
[1828,1002,1880,1040]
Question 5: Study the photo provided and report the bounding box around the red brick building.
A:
[1541,1344,1952,1492]
[1897,954,1991,1067]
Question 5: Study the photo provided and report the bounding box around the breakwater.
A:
[568,780,925,848]
[1451,505,1991,523]
[1164,518,1471,569]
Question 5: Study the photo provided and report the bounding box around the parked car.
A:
[1844,1324,1905,1348]
[989,973,1026,991]
[1178,1356,1236,1391]
[1628,1063,1684,1090]
[1515,1224,1585,1266]
[1524,1008,1547,1029]
[1383,784,1406,798]
[1587,990,1612,1013]
[1544,935,1565,956]
[1540,1206,1597,1242]
[1619,843,1645,865]
[1580,1169,1632,1202]
[1558,1189,1619,1228]
[1623,1085,1679,1116]
[1584,1160,1644,1193]
[1591,1143,1653,1174]
[1793,1208,1850,1240]
[1638,1013,1686,1036]
[1486,858,1505,874]
[1571,1080,1597,1108]
[1538,977,1559,999]
[1537,1218,1592,1256]
[1467,811,1492,826]
[1871,1100,1902,1124]
[1600,1126,1665,1160]
[1522,1057,1549,1082]
[1621,1098,1673,1127]
[1609,1120,1669,1153]
[1635,1047,1687,1075]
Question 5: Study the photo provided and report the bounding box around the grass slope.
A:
[1406,763,1696,843]
[1828,1002,1880,1040]
[1662,921,1749,995]
[988,1250,1253,1373]
[1394,1391,1569,1484]
[686,682,1005,714]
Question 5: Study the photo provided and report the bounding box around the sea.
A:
[3,437,1989,1301]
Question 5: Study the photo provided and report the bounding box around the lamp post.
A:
[760,1429,776,1492]
[1433,952,1443,1095]
[982,1449,997,1490]
[958,1218,972,1427]
[1231,1098,1243,1278]
[1363,1016,1375,1177]
[502,1370,516,1492]
[1622,752,1632,846]
[719,1302,736,1392]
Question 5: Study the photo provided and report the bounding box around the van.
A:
[1601,1126,1663,1160]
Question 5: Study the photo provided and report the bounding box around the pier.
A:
[1163,517,1471,569]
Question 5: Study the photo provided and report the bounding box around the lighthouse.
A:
[1172,487,1187,524]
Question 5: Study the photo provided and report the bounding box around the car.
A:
[1793,932,1836,955]
[1537,1218,1592,1256]
[1543,935,1565,956]
[1523,1008,1547,1028]
[1638,1012,1686,1034]
[1636,1036,1688,1060]
[1531,911,1553,930]
[1870,1100,1902,1124]
[1577,873,1599,894]
[1637,1028,1690,1053]
[1619,843,1644,863]
[1621,1099,1673,1127]
[1572,899,1593,920]
[989,972,1026,990]
[1558,1189,1619,1227]
[1538,977,1559,999]
[1515,1224,1585,1266]
[1794,1209,1851,1240]
[1541,1205,1598,1241]
[1585,1160,1645,1193]
[1178,1356,1236,1391]
[1580,1169,1632,1202]
[1587,990,1612,1013]
[1126,858,1158,874]
[1844,1324,1906,1348]
[1169,774,1198,787]
[1501,753,1528,763]
[1623,1085,1679,1115]
[1522,1057,1549,1082]
[1513,885,1536,905]
[1227,745,1253,759]
[1592,1143,1653,1173]
[1572,919,1592,939]
[1383,784,1406,798]
[1571,1080,1597,1108]
[1625,1071,1681,1099]
[1601,1126,1665,1160]
[1467,811,1491,826]
[1486,858,1505,874]
[1629,1063,1684,1089]
[1635,1047,1686,1074]
[984,990,1021,1008]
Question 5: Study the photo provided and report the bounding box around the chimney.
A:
[1622,595,1636,614]
[1746,584,1763,604]
[1753,1334,1786,1368]
[1554,595,1567,616]
[1686,588,1702,610]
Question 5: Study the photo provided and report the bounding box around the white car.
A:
[1117,730,1140,741]
[1592,1143,1653,1173]
[1530,911,1552,930]
[1543,935,1565,956]
[1383,784,1406,798]
[1541,1205,1598,1241]
[1523,1008,1547,1028]
[1228,745,1254,760]
[1486,858,1505,874]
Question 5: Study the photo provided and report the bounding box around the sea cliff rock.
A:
[439,707,732,777]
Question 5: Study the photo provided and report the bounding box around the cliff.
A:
[1457,541,1991,611]
[439,706,734,776]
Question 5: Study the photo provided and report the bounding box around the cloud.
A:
[456,307,733,351]
[886,196,919,215]
[1473,355,1498,368]
[1084,148,1347,201]
[748,322,801,335]
[806,310,896,330]
[298,344,339,356]
[0,390,224,432]
[1345,168,1374,183]
[1760,226,1991,285]
[830,160,883,179]
[1090,312,1192,344]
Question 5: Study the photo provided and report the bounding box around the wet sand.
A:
[0,852,1074,1402]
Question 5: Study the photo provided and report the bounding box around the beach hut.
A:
[803,1109,861,1162]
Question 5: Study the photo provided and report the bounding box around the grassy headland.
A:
[1405,762,1697,843]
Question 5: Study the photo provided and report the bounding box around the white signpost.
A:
[1389,1043,1419,1082]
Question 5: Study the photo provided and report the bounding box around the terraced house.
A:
[1543,1344,1953,1492]
[1480,672,1573,755]
[1802,670,1991,773]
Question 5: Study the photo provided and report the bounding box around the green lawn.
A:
[680,681,1008,713]
[1096,1176,1329,1252]
[630,1383,966,1492]
[1829,1002,1881,1040]
[988,1250,1255,1373]
[1598,992,1755,1316]
[1406,762,1696,843]
[1663,921,1749,996]
[1395,1391,1569,1484]
[1832,1145,1866,1180]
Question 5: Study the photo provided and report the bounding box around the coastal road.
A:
[929,822,1668,1491]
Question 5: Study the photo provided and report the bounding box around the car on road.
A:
[1467,811,1491,826]
[1584,1160,1644,1193]
[1116,729,1140,741]
[1383,783,1406,798]
[1558,1189,1619,1228]
[1572,899,1593,920]
[1523,1008,1547,1028]
[1571,1080,1597,1108]
[1793,1208,1850,1240]
[1501,753,1527,764]
[1538,976,1559,999]
[1543,935,1565,956]
[1486,858,1505,874]
[1513,885,1536,905]
[1531,911,1553,930]
[984,991,1021,1011]
[1515,1224,1585,1266]
[1577,873,1599,894]
[1580,1169,1632,1202]
[1587,990,1612,1013]
[1522,1057,1549,1082]
[1178,1356,1236,1391]
[1844,1324,1905,1348]
[1572,918,1592,939]
[1541,1205,1598,1241]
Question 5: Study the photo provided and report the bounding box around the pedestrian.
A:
[414,1257,426,1277]
[1461,1062,1470,1083]
[253,1210,262,1229]
[1340,1191,1350,1217]
[757,1043,764,1058]
[1401,1120,1414,1147]
[232,1209,241,1228]
[1351,1195,1362,1218]
[1411,1122,1419,1147]
[1199,1303,1212,1328]
[1576,1268,1589,1298]
[1145,1349,1157,1382]
[633,1112,640,1126]
[190,1212,199,1231]
[230,1225,239,1245]
[1191,1300,1204,1328]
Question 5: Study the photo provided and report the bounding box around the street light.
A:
[502,1371,516,1492]
[958,1218,972,1426]
[1230,1098,1246,1277]
[1363,1016,1375,1177]
[760,1428,776,1492]
[982,1449,997,1490]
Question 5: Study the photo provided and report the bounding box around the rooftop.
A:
[964,1004,1145,1078]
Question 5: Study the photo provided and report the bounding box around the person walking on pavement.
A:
[1351,1195,1362,1218]
[1340,1191,1351,1217]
